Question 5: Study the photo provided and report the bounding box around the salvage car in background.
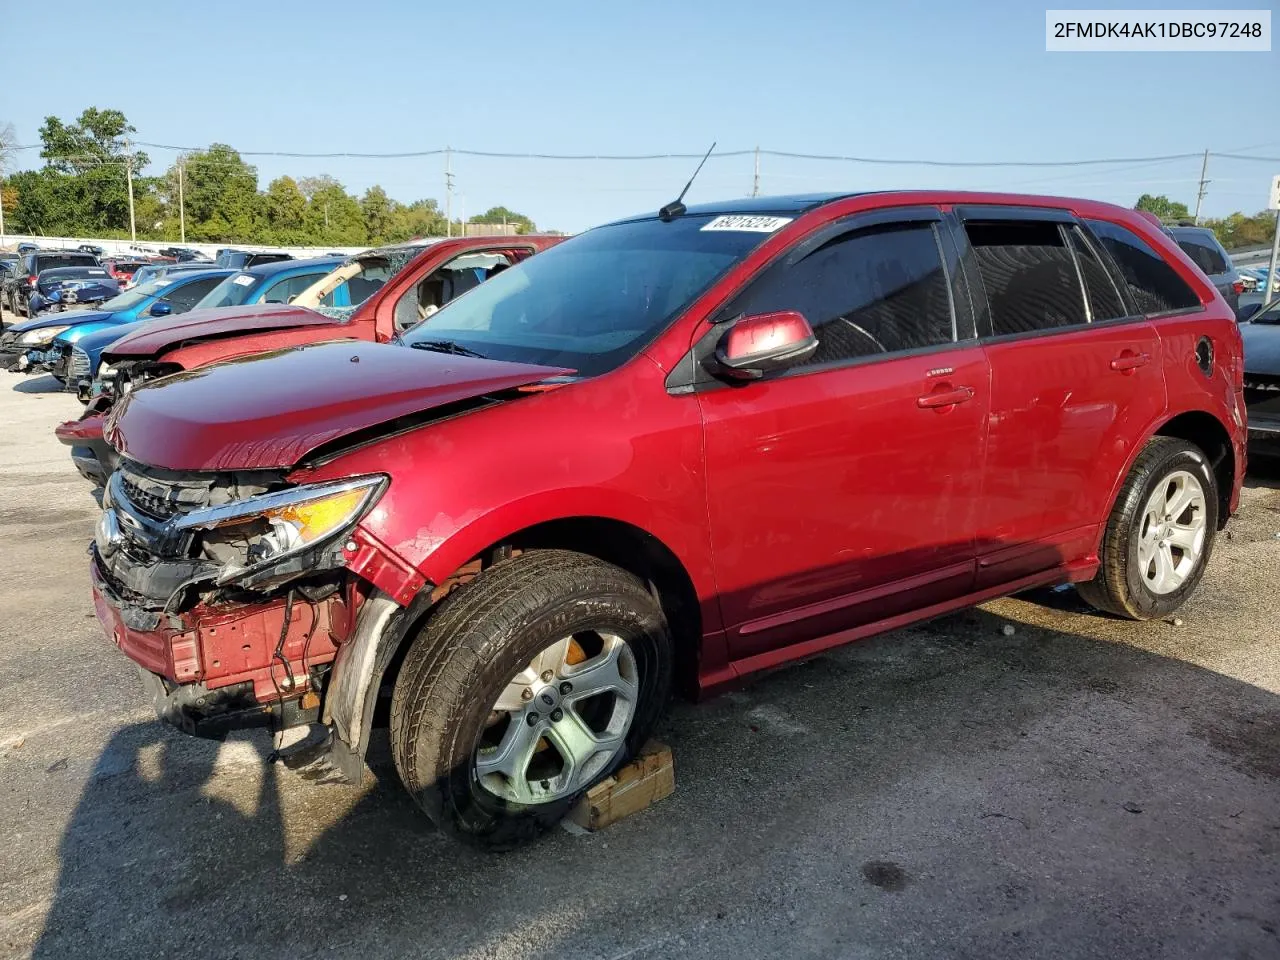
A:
[25,265,120,315]
[0,269,231,377]
[6,249,102,317]
[89,192,1242,848]
[1168,225,1244,315]
[58,236,560,486]
[60,257,345,402]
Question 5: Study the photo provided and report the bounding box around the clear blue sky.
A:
[2,0,1277,232]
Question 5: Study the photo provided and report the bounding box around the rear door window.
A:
[724,220,957,366]
[963,220,1086,335]
[1065,226,1128,321]
[1085,219,1201,315]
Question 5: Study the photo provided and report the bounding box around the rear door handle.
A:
[1110,352,1151,372]
[917,386,974,409]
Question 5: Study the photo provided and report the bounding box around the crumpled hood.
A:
[106,340,571,471]
[7,309,112,334]
[104,303,339,358]
[1241,320,1280,375]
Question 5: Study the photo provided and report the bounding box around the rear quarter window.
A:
[1085,219,1201,315]
[1175,237,1229,276]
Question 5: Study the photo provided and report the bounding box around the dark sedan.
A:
[1241,298,1280,439]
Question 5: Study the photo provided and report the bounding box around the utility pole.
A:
[444,146,454,238]
[177,161,186,243]
[124,137,137,242]
[1266,175,1280,303]
[752,146,760,197]
[1194,148,1210,224]
[0,180,6,249]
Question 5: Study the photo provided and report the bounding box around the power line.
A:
[11,141,1280,166]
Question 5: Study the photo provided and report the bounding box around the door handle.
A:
[1110,351,1151,372]
[917,386,974,409]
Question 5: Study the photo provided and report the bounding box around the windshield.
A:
[98,279,167,312]
[1252,300,1280,324]
[195,272,263,309]
[398,216,776,376]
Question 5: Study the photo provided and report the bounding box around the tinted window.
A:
[965,220,1085,335]
[1065,226,1127,321]
[158,275,225,313]
[1086,219,1200,315]
[725,222,955,365]
[1176,237,1229,275]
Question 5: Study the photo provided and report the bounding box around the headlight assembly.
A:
[174,475,386,583]
[19,325,70,345]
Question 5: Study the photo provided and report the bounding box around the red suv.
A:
[91,191,1245,847]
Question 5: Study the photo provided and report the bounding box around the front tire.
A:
[1077,437,1218,620]
[390,549,672,849]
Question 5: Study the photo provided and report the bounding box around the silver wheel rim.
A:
[475,632,638,805]
[1136,469,1207,595]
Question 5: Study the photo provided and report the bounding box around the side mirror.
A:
[148,301,172,317]
[709,310,818,381]
[1237,301,1263,322]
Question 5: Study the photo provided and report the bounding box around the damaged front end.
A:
[92,461,387,739]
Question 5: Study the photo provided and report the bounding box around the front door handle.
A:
[1110,351,1151,372]
[917,386,974,409]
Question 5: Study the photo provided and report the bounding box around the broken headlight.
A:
[174,475,386,584]
[19,325,71,345]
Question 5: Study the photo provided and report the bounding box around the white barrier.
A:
[0,233,371,259]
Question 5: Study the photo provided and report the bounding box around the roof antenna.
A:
[659,141,716,221]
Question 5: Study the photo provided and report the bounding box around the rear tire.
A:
[1077,437,1218,620]
[390,549,672,849]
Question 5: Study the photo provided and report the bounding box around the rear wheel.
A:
[390,549,672,848]
[1077,437,1218,620]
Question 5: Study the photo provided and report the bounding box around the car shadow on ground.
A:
[28,606,1280,960]
[10,374,64,395]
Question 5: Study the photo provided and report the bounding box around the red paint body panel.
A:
[55,412,105,444]
[99,191,1247,707]
[105,303,344,356]
[106,340,571,471]
[698,346,990,658]
[976,322,1165,586]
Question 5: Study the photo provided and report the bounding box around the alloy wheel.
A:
[1137,469,1207,595]
[474,631,638,804]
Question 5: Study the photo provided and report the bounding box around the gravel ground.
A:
[0,331,1277,959]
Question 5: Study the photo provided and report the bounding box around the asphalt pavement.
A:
[0,347,1278,959]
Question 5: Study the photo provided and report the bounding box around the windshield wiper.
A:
[408,339,488,359]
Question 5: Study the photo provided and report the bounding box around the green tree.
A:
[360,185,396,243]
[1134,194,1191,222]
[264,175,307,241]
[178,144,264,242]
[470,204,536,233]
[303,176,366,244]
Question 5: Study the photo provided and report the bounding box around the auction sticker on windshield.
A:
[232,275,255,286]
[700,215,793,232]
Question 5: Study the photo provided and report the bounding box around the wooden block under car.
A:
[568,740,674,831]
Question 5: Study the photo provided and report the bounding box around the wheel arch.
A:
[1151,409,1235,529]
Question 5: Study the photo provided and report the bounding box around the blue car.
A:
[59,256,347,392]
[0,269,232,378]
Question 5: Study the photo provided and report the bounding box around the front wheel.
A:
[390,549,672,849]
[1077,437,1218,620]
